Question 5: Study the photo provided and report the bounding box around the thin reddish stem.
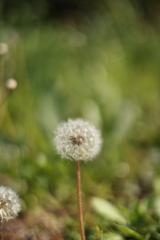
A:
[76,160,86,240]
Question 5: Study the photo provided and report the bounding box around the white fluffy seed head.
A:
[0,43,8,56]
[0,186,21,222]
[54,118,102,161]
[5,78,17,90]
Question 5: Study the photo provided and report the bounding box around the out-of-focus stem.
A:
[0,58,5,100]
[76,160,86,240]
[0,89,10,108]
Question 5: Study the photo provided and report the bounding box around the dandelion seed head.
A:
[5,78,17,90]
[54,118,102,161]
[0,186,21,222]
[0,43,8,56]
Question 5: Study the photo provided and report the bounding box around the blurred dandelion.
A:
[0,186,21,222]
[0,186,21,240]
[54,118,102,240]
[0,43,8,57]
[5,78,17,90]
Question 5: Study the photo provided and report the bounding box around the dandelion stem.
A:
[0,58,5,103]
[76,160,86,240]
[0,89,10,108]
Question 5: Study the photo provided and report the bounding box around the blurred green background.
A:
[1,0,160,239]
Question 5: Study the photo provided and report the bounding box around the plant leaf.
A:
[90,197,126,224]
[114,224,146,240]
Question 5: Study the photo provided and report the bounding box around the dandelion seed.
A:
[0,186,21,222]
[54,118,102,161]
